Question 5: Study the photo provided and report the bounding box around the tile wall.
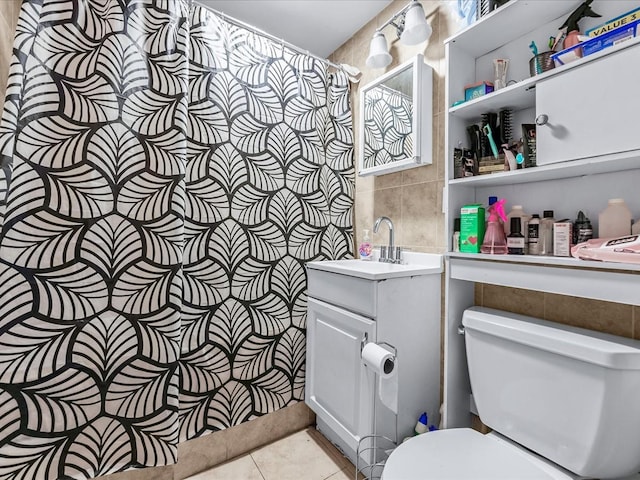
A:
[329,0,458,254]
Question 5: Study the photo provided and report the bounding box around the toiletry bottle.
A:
[528,214,541,255]
[633,219,640,235]
[540,210,555,256]
[573,210,593,244]
[359,229,372,261]
[453,217,461,253]
[507,217,525,255]
[481,198,508,254]
[485,196,498,231]
[506,205,530,253]
[414,412,428,435]
[599,198,632,238]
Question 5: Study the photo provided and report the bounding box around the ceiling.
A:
[197,0,394,58]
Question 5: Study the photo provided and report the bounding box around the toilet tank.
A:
[462,307,640,479]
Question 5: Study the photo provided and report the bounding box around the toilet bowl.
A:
[382,307,640,480]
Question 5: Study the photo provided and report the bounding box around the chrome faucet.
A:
[373,216,402,263]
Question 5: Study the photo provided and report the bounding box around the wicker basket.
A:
[529,52,555,76]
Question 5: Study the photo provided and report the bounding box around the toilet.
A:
[383,307,640,479]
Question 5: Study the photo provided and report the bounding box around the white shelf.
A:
[447,253,640,306]
[449,35,640,120]
[448,149,640,187]
[444,0,578,56]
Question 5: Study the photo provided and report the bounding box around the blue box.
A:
[582,19,639,56]
[464,81,494,102]
[552,19,639,66]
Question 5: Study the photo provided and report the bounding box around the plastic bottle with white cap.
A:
[598,199,632,239]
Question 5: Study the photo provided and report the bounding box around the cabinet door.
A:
[536,44,640,165]
[305,298,376,451]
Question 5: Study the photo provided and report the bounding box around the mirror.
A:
[359,54,432,176]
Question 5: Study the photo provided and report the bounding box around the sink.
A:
[307,252,443,280]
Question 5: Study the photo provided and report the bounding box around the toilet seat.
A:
[382,428,577,480]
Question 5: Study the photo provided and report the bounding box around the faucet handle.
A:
[379,245,387,262]
[393,246,404,264]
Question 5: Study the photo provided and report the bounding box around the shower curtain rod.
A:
[192,0,348,73]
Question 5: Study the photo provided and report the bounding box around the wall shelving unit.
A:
[443,0,640,429]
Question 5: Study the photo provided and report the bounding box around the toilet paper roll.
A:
[361,343,399,414]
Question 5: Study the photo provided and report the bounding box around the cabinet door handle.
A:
[535,114,549,126]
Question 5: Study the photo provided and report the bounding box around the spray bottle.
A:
[481,198,508,254]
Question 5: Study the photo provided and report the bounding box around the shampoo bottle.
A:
[528,214,541,255]
[573,211,593,244]
[359,229,372,261]
[540,210,555,256]
[506,205,530,253]
[481,198,508,254]
[507,217,525,255]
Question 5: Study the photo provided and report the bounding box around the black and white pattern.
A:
[179,5,354,440]
[0,1,353,478]
[362,85,413,169]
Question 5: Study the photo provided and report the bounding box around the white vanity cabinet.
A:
[305,257,442,465]
[536,43,640,166]
[306,298,376,455]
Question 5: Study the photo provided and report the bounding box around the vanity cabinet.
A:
[306,298,376,457]
[305,257,442,466]
[443,0,640,430]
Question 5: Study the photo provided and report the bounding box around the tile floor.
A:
[185,427,365,480]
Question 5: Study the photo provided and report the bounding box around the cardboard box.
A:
[552,19,640,66]
[586,6,640,37]
[553,221,573,257]
[464,81,494,102]
[460,204,485,253]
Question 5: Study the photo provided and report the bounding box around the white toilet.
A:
[383,306,640,479]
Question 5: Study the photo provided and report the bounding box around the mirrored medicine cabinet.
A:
[358,54,433,176]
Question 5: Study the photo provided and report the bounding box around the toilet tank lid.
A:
[462,307,640,370]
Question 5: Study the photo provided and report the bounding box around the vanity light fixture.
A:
[366,0,432,69]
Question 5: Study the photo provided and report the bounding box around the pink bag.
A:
[571,235,640,264]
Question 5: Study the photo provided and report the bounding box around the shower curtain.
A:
[0,1,354,479]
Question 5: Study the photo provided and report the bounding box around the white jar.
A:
[598,199,632,239]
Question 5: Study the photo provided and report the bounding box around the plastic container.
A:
[552,19,640,67]
[599,199,632,239]
[359,229,373,260]
[633,220,640,235]
[540,210,556,256]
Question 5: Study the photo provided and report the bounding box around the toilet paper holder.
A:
[357,341,398,480]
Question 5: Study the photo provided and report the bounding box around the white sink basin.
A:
[307,252,443,280]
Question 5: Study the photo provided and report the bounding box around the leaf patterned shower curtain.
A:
[0,1,354,479]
